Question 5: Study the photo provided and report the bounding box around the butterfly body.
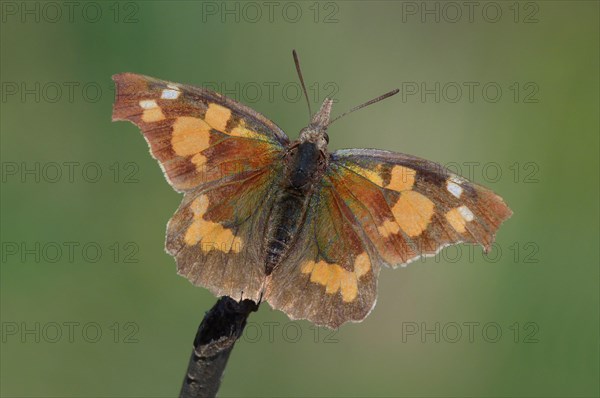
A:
[264,99,333,273]
[112,71,512,329]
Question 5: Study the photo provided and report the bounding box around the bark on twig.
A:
[179,297,259,398]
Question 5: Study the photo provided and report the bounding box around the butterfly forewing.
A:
[112,73,288,192]
[112,73,288,301]
[329,149,513,266]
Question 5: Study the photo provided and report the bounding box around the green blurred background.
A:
[1,1,598,397]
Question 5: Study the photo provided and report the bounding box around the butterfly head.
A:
[299,98,333,151]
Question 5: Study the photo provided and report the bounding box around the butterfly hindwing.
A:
[112,73,288,301]
[264,181,379,328]
[167,166,283,302]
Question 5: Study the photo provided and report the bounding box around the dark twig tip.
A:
[179,297,259,398]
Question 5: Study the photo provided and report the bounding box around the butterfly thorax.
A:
[263,99,332,275]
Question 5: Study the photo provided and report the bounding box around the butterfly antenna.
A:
[292,49,313,122]
[328,88,400,126]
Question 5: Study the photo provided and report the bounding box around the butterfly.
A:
[112,51,512,329]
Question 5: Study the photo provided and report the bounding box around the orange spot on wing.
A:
[392,191,435,237]
[354,252,371,277]
[342,164,415,192]
[229,120,264,140]
[445,206,474,233]
[171,117,211,157]
[191,194,209,214]
[183,195,242,253]
[301,252,371,303]
[205,103,231,132]
[142,107,165,122]
[346,164,384,186]
[446,208,466,233]
[325,266,343,294]
[310,261,330,285]
[386,165,415,191]
[301,260,316,274]
[340,273,358,302]
[202,222,242,253]
[377,219,401,238]
[184,222,202,246]
[191,152,207,169]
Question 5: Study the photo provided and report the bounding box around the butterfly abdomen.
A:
[264,189,308,275]
[264,141,323,275]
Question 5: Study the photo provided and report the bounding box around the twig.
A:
[179,296,259,398]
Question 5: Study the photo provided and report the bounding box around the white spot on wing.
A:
[458,206,474,222]
[139,99,158,109]
[447,181,463,198]
[161,89,180,100]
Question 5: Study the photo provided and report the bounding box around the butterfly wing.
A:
[329,148,512,265]
[112,73,288,301]
[264,180,379,328]
[112,73,289,192]
[166,166,282,301]
[265,148,512,328]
